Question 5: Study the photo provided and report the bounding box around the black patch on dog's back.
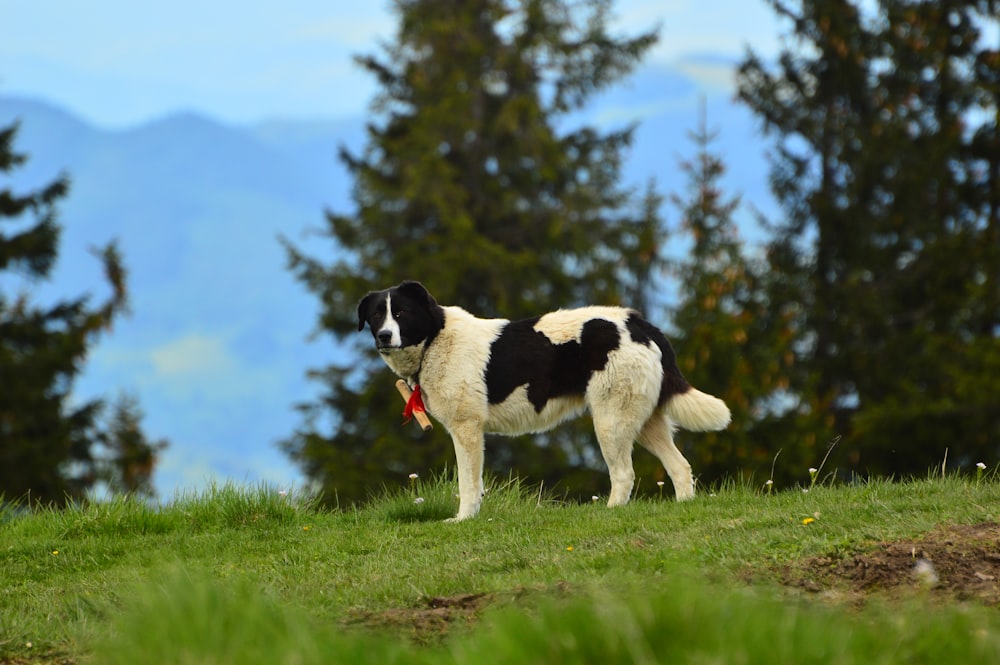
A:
[625,313,690,404]
[485,317,620,412]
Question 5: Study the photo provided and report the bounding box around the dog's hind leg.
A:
[446,420,486,522]
[638,414,695,501]
[591,410,641,507]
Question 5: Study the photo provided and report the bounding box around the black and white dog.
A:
[358,281,730,521]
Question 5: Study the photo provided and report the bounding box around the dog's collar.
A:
[411,338,430,387]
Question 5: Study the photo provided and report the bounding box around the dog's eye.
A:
[393,310,403,319]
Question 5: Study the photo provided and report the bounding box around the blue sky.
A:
[0,1,786,496]
[1,1,783,129]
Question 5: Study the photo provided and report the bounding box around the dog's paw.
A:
[675,486,696,501]
[444,509,479,523]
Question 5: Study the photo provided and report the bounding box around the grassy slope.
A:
[1,473,999,663]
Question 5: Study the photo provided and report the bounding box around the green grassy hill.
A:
[2,472,998,664]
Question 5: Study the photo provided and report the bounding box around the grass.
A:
[1,471,999,664]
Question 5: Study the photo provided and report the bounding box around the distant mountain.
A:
[0,97,100,188]
[250,117,365,198]
[2,99,352,299]
[1,96,355,493]
[0,71,775,495]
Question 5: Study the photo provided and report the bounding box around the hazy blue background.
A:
[0,1,784,496]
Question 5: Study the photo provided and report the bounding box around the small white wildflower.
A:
[656,481,665,487]
[413,497,425,504]
[976,462,987,470]
[408,473,419,480]
[765,479,773,486]
[808,467,818,474]
[591,495,600,502]
[278,490,288,497]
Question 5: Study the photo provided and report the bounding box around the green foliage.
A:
[366,470,467,522]
[459,583,1000,665]
[95,570,342,665]
[1,474,999,663]
[94,392,168,498]
[736,0,1000,476]
[282,0,665,505]
[92,567,1000,665]
[0,121,165,506]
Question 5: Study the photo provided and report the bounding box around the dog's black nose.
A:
[377,330,393,345]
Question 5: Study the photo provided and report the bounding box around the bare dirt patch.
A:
[342,582,574,644]
[784,522,1000,606]
[343,592,494,644]
[344,525,1000,644]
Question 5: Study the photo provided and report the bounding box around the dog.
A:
[357,280,730,521]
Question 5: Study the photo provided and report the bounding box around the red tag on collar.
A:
[402,384,426,424]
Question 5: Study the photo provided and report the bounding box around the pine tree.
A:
[666,103,796,484]
[96,393,168,498]
[282,0,664,504]
[0,120,162,505]
[737,0,1000,476]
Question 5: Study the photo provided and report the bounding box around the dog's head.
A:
[357,281,445,355]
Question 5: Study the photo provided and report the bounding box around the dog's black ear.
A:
[357,292,377,331]
[397,281,438,309]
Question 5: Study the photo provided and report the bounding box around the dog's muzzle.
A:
[376,335,399,354]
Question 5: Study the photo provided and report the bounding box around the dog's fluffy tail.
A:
[665,387,731,432]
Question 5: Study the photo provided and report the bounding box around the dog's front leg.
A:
[445,420,485,522]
